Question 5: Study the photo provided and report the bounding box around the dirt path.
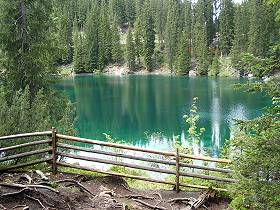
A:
[0,172,229,210]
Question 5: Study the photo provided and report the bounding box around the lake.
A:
[57,75,270,158]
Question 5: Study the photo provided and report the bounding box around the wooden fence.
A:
[0,128,237,191]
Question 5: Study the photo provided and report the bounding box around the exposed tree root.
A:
[0,182,59,193]
[132,198,167,210]
[54,179,95,197]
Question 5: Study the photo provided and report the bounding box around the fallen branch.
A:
[132,198,167,210]
[54,179,95,197]
[167,197,191,203]
[0,182,59,194]
[25,195,47,210]
[121,194,155,200]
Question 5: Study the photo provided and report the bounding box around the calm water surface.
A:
[57,75,270,157]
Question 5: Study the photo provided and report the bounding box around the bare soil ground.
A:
[0,172,230,210]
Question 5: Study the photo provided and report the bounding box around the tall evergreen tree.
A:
[126,27,137,71]
[53,0,75,64]
[175,30,191,74]
[111,16,123,64]
[98,1,112,70]
[230,2,250,63]
[134,16,143,65]
[125,0,136,25]
[248,0,272,57]
[165,0,179,71]
[84,3,99,72]
[0,0,54,97]
[219,0,234,56]
[193,0,210,75]
[73,18,86,73]
[205,0,216,45]
[143,0,156,71]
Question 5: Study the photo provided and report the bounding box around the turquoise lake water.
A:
[56,75,270,157]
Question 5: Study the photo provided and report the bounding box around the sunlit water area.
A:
[56,75,270,158]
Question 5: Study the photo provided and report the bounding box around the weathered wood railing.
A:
[0,128,237,191]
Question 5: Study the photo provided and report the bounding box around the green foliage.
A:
[233,53,272,77]
[111,16,123,64]
[184,97,205,144]
[0,86,75,164]
[192,0,210,75]
[165,0,179,71]
[226,82,280,209]
[142,1,156,71]
[126,27,137,71]
[208,53,221,77]
[175,30,191,75]
[219,0,234,56]
[0,0,54,95]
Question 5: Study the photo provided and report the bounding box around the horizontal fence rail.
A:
[0,130,54,172]
[0,129,237,192]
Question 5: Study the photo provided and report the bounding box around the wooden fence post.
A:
[51,127,57,174]
[175,148,180,192]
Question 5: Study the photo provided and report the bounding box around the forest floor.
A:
[0,171,230,210]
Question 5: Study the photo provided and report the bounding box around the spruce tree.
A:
[231,2,250,64]
[219,0,234,56]
[73,18,86,73]
[248,0,271,57]
[111,16,123,64]
[53,0,75,64]
[125,0,136,25]
[143,1,156,71]
[165,0,179,71]
[134,16,143,66]
[175,30,191,75]
[192,0,210,75]
[126,27,137,71]
[84,3,99,72]
[0,0,54,97]
[98,1,112,70]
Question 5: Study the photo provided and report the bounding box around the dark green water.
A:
[57,75,270,157]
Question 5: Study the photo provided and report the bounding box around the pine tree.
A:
[111,16,123,64]
[219,0,234,56]
[248,0,271,57]
[73,18,86,73]
[125,0,136,25]
[143,0,156,71]
[205,0,215,45]
[192,0,210,75]
[134,16,143,65]
[98,1,112,70]
[175,30,191,75]
[126,27,137,71]
[230,2,250,63]
[84,3,99,72]
[0,0,54,97]
[165,0,179,71]
[53,0,75,64]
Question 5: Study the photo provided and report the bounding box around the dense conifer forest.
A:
[47,0,279,77]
